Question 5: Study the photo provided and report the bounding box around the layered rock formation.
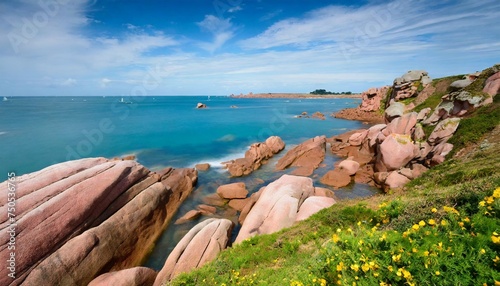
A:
[224,136,285,177]
[0,158,197,286]
[275,136,326,176]
[235,175,335,243]
[154,218,233,284]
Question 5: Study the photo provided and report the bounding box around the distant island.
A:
[230,91,361,98]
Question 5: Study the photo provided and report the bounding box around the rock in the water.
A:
[296,196,336,221]
[196,102,207,109]
[312,111,326,120]
[377,134,415,171]
[154,219,233,284]
[228,198,251,211]
[235,175,314,243]
[88,267,157,286]
[175,210,202,225]
[216,182,249,199]
[338,159,360,176]
[7,158,197,286]
[195,163,210,171]
[348,130,368,146]
[320,169,352,188]
[275,136,326,176]
[225,136,285,177]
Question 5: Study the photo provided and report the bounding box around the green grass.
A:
[413,91,446,113]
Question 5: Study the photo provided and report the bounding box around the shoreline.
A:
[230,92,362,99]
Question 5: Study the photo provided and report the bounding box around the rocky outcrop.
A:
[320,169,352,188]
[154,218,233,285]
[296,196,336,221]
[275,136,326,176]
[196,103,207,109]
[235,175,335,243]
[0,158,197,286]
[424,91,485,125]
[392,70,430,101]
[88,267,157,286]
[483,72,500,96]
[224,136,285,177]
[360,87,389,112]
[312,111,326,120]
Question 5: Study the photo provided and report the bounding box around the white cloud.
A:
[196,15,235,53]
[228,6,243,13]
[61,78,77,86]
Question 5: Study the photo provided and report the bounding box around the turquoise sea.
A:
[0,95,379,269]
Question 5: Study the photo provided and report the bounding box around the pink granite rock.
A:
[12,161,197,286]
[154,219,233,284]
[320,169,352,188]
[427,118,460,145]
[275,136,326,176]
[377,134,415,171]
[385,112,418,135]
[385,171,411,190]
[483,72,500,96]
[296,196,336,221]
[338,159,360,176]
[235,175,314,243]
[88,267,157,286]
[216,182,248,199]
[348,130,368,146]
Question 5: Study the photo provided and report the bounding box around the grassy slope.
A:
[169,75,500,286]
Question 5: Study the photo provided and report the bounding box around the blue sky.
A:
[1,0,499,96]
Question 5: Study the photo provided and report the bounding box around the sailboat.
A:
[3,97,7,101]
[120,97,125,103]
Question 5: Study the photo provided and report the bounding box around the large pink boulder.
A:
[483,72,500,96]
[88,267,157,286]
[154,218,233,284]
[275,136,326,176]
[384,112,418,135]
[235,175,314,243]
[6,158,197,286]
[348,130,368,146]
[427,118,460,145]
[296,196,336,221]
[384,171,411,190]
[338,159,360,175]
[377,134,415,171]
[216,182,248,199]
[320,169,352,188]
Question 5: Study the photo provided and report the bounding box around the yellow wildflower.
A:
[485,196,494,204]
[419,220,426,227]
[492,235,500,244]
[362,263,370,272]
[493,256,500,263]
[493,187,500,198]
[431,207,437,213]
[387,265,394,272]
[428,219,436,226]
[423,251,430,256]
[402,269,412,279]
[332,234,340,243]
[392,254,401,262]
[337,262,344,271]
[480,249,486,254]
[412,224,419,231]
[435,271,440,276]
[479,201,486,207]
[350,264,360,272]
[441,220,448,226]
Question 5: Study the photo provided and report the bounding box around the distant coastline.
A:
[229,92,362,99]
